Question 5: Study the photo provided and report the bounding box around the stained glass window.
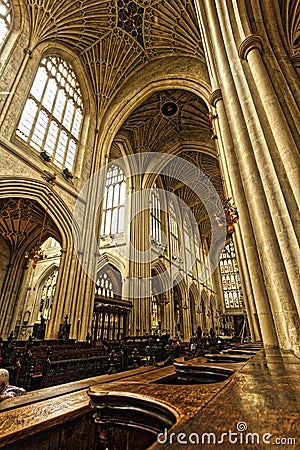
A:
[100,164,126,236]
[219,240,244,308]
[0,0,12,47]
[16,56,83,171]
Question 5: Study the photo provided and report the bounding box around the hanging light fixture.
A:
[25,173,56,268]
[215,197,239,239]
[208,113,239,239]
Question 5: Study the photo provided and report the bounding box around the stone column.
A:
[125,179,152,336]
[216,0,299,351]
[238,35,300,307]
[194,0,280,349]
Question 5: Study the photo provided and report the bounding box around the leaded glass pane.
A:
[219,240,244,309]
[0,0,12,47]
[16,55,83,171]
[101,165,126,237]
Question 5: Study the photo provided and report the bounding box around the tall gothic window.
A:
[101,164,126,236]
[169,200,179,255]
[0,0,12,47]
[150,183,161,245]
[183,218,192,271]
[151,294,158,331]
[38,268,58,320]
[16,56,83,170]
[95,273,114,298]
[219,240,244,309]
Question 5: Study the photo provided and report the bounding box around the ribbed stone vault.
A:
[0,198,59,253]
[26,0,204,111]
[22,0,300,238]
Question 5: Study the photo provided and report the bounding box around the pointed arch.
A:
[0,177,75,249]
[151,259,170,294]
[96,254,124,298]
[34,263,59,322]
[16,55,84,171]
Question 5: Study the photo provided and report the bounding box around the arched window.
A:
[100,164,126,236]
[151,294,158,331]
[169,200,179,255]
[95,273,114,298]
[183,218,192,271]
[150,183,161,245]
[219,240,244,309]
[0,0,12,47]
[38,268,58,320]
[16,56,83,171]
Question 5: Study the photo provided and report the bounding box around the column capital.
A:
[238,34,264,61]
[209,89,222,107]
[290,54,300,69]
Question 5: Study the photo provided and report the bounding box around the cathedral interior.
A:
[0,0,299,448]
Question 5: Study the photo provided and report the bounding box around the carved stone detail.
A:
[238,34,264,61]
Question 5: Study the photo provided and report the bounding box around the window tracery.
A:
[169,200,179,255]
[183,217,192,271]
[16,56,83,171]
[95,273,114,298]
[0,0,12,47]
[100,164,126,236]
[150,183,162,245]
[219,240,244,309]
[38,268,58,320]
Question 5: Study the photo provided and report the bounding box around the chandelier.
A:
[215,197,239,238]
[208,113,239,238]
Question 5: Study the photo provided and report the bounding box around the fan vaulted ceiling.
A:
[24,0,223,235]
[26,0,204,111]
[3,0,298,246]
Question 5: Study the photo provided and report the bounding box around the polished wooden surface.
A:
[150,349,300,449]
[0,350,299,449]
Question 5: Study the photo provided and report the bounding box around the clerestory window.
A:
[100,164,126,236]
[169,200,179,255]
[16,55,83,171]
[183,217,192,271]
[0,0,12,47]
[150,183,162,245]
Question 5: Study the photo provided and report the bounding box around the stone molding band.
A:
[209,89,222,107]
[238,34,264,61]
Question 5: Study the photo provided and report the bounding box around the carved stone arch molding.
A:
[97,253,125,297]
[0,0,29,57]
[0,177,74,248]
[97,252,126,274]
[0,177,76,336]
[93,63,212,170]
[34,262,60,292]
[189,282,199,302]
[151,260,170,294]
